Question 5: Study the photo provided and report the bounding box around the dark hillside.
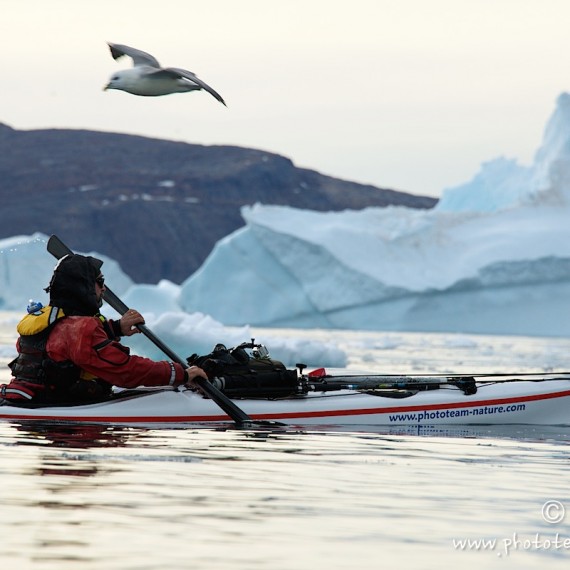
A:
[0,123,437,282]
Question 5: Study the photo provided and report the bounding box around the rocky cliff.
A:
[0,123,437,282]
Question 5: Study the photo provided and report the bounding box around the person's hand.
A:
[184,365,209,390]
[120,309,145,336]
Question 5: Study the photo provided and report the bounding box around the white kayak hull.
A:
[1,379,570,427]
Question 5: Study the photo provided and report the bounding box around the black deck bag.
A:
[188,343,299,398]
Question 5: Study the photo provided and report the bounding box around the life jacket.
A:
[2,306,111,405]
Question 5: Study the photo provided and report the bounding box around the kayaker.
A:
[1,253,207,405]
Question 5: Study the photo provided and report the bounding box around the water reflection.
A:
[0,419,568,569]
[302,422,570,442]
[1,421,152,481]
[10,420,143,449]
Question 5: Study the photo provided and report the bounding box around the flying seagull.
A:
[104,43,226,106]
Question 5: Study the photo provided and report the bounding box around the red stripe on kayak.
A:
[1,389,569,423]
[248,388,570,421]
[0,413,231,423]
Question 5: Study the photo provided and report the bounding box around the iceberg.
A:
[180,93,570,336]
[4,93,570,341]
[0,234,134,309]
[0,234,346,367]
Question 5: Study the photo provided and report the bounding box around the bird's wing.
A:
[107,43,161,68]
[157,67,226,106]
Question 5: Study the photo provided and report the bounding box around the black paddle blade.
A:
[47,235,73,260]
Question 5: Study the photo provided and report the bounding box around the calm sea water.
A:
[1,318,570,569]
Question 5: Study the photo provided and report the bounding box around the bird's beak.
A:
[103,83,110,91]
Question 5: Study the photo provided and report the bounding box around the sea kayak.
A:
[1,376,569,427]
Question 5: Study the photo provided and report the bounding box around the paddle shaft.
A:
[46,235,256,425]
[312,372,570,384]
[306,373,570,394]
[321,371,570,379]
[305,376,475,393]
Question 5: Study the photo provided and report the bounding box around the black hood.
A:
[46,254,104,316]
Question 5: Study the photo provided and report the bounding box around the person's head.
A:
[45,254,105,316]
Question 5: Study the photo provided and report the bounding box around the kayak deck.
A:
[1,379,570,427]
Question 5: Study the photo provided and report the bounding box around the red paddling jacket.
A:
[2,306,187,404]
[2,252,188,405]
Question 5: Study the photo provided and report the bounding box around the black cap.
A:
[46,254,104,316]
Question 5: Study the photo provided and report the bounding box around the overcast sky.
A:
[3,0,570,198]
